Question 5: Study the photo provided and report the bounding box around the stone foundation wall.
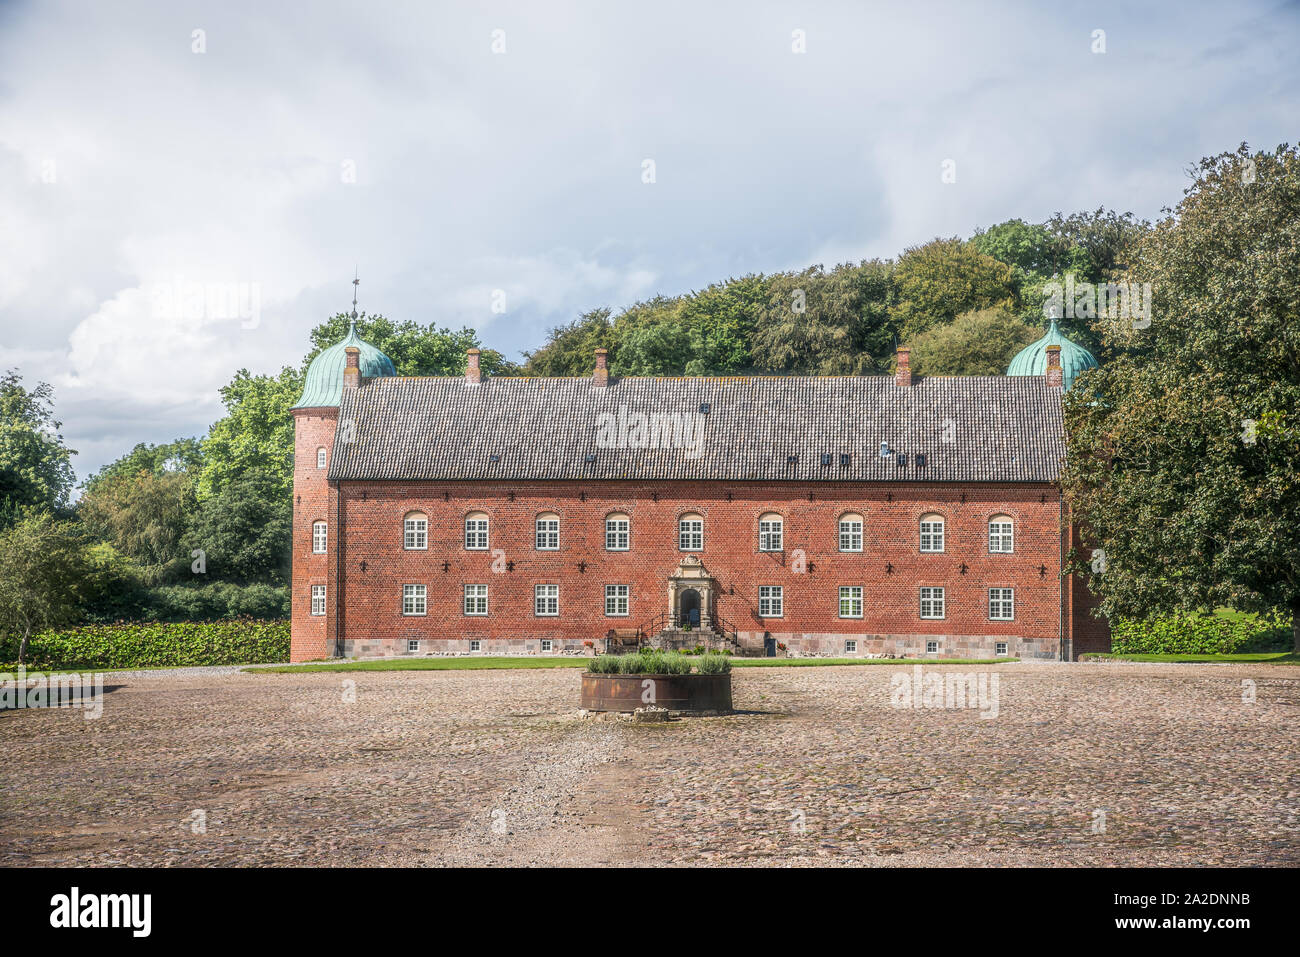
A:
[739,631,1057,659]
[340,637,593,658]
[336,632,1053,660]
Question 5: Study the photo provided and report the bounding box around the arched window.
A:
[919,513,945,553]
[988,515,1014,554]
[535,513,560,550]
[312,521,327,554]
[464,512,489,550]
[758,513,783,552]
[678,513,704,551]
[838,512,864,552]
[316,448,327,469]
[605,513,630,551]
[404,511,428,550]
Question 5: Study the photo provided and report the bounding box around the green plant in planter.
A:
[695,652,732,675]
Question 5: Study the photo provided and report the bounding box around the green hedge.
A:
[1110,610,1289,655]
[1,619,290,671]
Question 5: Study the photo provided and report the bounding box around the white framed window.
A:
[919,514,945,553]
[407,640,420,653]
[316,447,327,469]
[989,516,1014,554]
[403,584,427,616]
[605,514,629,551]
[535,514,560,550]
[464,584,488,616]
[312,521,327,554]
[989,587,1015,621]
[404,513,428,550]
[678,514,703,551]
[838,514,863,552]
[469,639,481,652]
[535,584,559,617]
[920,586,945,619]
[605,584,630,617]
[926,640,939,654]
[540,639,553,653]
[995,641,1008,656]
[464,512,489,550]
[758,585,784,618]
[310,584,326,616]
[839,586,863,618]
[845,639,858,653]
[758,514,784,552]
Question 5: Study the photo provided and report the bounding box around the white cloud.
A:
[0,0,1296,479]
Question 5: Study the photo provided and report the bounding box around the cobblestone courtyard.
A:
[2,662,1297,866]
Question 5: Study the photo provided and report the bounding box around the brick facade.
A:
[291,463,1108,661]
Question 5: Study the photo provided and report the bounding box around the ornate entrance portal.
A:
[668,556,715,628]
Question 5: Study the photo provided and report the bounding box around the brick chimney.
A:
[465,347,481,385]
[593,348,609,388]
[1045,344,1063,387]
[343,346,360,391]
[894,346,912,387]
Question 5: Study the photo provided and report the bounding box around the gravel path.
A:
[1,662,1296,866]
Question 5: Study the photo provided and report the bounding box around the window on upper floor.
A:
[989,516,1014,554]
[312,521,327,554]
[758,513,783,552]
[678,514,703,551]
[838,513,864,552]
[605,514,630,551]
[465,512,489,550]
[919,514,945,553]
[316,448,327,469]
[535,513,560,550]
[404,512,428,550]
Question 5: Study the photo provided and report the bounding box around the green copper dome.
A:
[292,323,397,408]
[1006,319,1099,389]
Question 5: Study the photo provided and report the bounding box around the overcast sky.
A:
[2,0,1297,481]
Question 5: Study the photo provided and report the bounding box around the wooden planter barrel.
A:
[580,672,733,713]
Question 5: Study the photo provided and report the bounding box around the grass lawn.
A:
[251,657,593,673]
[730,657,1016,667]
[1085,652,1300,664]
[250,655,1018,673]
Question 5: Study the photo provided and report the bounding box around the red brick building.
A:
[291,325,1109,662]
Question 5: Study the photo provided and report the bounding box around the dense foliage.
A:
[1110,610,1290,655]
[521,212,1147,379]
[1,619,290,671]
[0,371,77,526]
[1062,144,1300,651]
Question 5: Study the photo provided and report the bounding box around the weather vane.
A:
[349,268,360,332]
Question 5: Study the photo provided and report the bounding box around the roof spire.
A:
[349,268,360,334]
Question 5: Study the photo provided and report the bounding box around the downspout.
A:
[1059,488,1067,661]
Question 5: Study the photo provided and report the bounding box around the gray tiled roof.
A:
[329,375,1065,484]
